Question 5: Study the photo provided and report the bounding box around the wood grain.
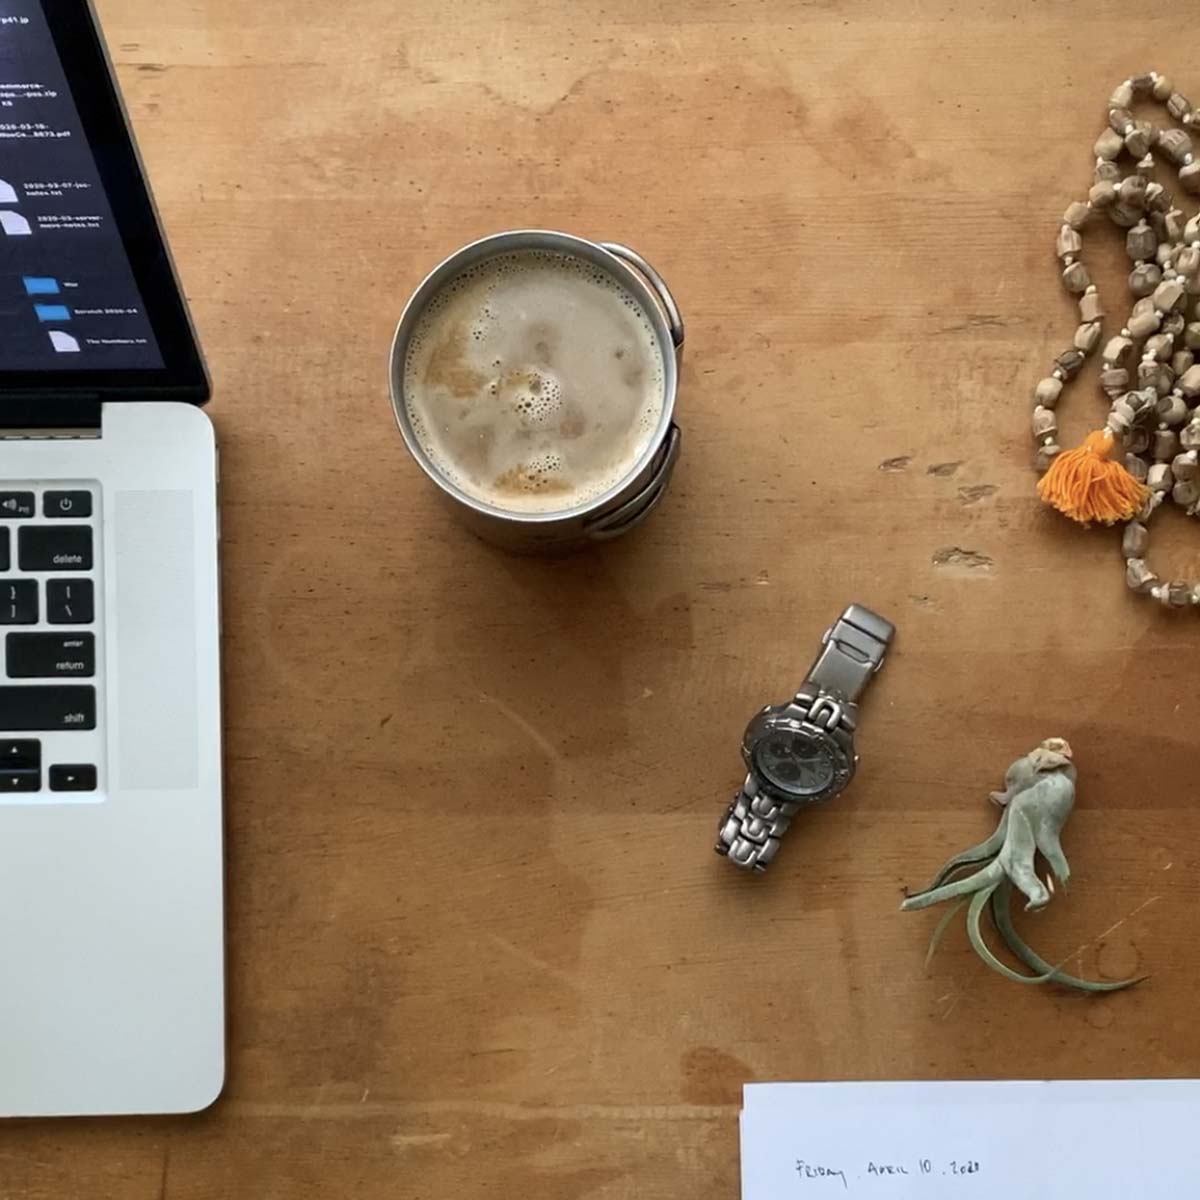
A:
[4,1,1199,1196]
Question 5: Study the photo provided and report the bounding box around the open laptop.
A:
[0,0,223,1114]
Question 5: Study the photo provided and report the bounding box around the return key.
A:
[7,633,95,678]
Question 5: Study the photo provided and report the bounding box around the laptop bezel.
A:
[0,0,209,405]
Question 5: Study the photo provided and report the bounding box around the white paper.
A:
[740,1080,1200,1198]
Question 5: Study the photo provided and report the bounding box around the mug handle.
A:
[585,423,682,542]
[600,242,685,352]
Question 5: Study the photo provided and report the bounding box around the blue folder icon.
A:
[34,304,71,323]
[23,276,59,296]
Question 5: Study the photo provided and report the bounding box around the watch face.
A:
[753,728,839,799]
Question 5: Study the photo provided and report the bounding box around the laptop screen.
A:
[0,0,207,400]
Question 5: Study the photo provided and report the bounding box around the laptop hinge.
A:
[0,397,102,439]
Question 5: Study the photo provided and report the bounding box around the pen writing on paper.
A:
[796,1158,983,1190]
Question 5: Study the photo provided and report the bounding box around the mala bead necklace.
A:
[1034,71,1200,609]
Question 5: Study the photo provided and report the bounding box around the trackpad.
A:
[114,490,198,790]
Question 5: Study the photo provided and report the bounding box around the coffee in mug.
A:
[389,231,683,551]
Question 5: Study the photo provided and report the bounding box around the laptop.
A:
[0,0,223,1114]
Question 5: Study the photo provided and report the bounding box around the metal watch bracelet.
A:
[716,604,894,873]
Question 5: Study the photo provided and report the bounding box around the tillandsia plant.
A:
[901,739,1143,991]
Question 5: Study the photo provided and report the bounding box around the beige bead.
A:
[1111,400,1138,433]
[1126,556,1157,591]
[1127,387,1158,416]
[1165,209,1186,241]
[1031,406,1057,440]
[1154,428,1180,461]
[1163,312,1186,339]
[1153,74,1175,101]
[1177,246,1200,277]
[1126,222,1157,261]
[1128,424,1151,454]
[1109,202,1142,228]
[1034,376,1063,407]
[1061,262,1090,293]
[1178,364,1200,396]
[1183,421,1200,450]
[1139,360,1173,395]
[1074,321,1102,353]
[1158,392,1190,425]
[1153,279,1187,312]
[1056,349,1085,378]
[1064,201,1092,229]
[1168,92,1193,120]
[1094,127,1124,159]
[1122,521,1150,557]
[1145,181,1169,211]
[1110,81,1134,108]
[1180,162,1200,195]
[1137,154,1157,180]
[1102,334,1133,364]
[1185,213,1200,241]
[1109,106,1134,133]
[1156,242,1174,267]
[1125,454,1150,484]
[1173,479,1200,509]
[1147,332,1176,360]
[1100,367,1130,395]
[1078,290,1105,322]
[1128,306,1162,338]
[1094,127,1124,160]
[1126,126,1153,158]
[1089,180,1117,209]
[1184,323,1200,351]
[1120,174,1147,203]
[1172,349,1196,376]
[1148,462,1174,491]
[1056,225,1083,258]
[1173,450,1200,480]
[1165,579,1195,606]
[1035,442,1062,472]
[1158,128,1194,164]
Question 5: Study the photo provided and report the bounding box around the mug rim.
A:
[387,229,679,526]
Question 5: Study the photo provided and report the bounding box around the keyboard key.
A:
[6,633,94,678]
[18,525,92,572]
[0,685,95,730]
[1,581,37,624]
[0,493,34,520]
[46,579,94,625]
[49,764,96,792]
[0,771,39,793]
[0,529,7,572]
[43,491,92,519]
[0,739,40,770]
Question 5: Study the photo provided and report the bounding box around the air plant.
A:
[901,738,1142,991]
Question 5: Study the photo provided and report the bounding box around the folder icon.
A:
[34,304,71,323]
[0,179,16,204]
[23,277,60,296]
[48,331,80,353]
[0,211,32,236]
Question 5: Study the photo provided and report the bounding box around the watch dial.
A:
[753,730,838,798]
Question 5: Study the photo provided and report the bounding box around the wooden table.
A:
[6,1,1199,1195]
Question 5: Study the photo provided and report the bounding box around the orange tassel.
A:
[1036,427,1150,526]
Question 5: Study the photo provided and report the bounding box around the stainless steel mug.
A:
[388,230,683,552]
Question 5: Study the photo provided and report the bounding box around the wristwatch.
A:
[715,604,895,872]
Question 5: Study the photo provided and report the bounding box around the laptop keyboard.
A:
[0,484,103,801]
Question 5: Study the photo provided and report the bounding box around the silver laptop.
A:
[0,0,224,1115]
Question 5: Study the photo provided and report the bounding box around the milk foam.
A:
[403,249,666,514]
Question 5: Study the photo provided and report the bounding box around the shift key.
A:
[18,526,93,572]
[0,686,95,730]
